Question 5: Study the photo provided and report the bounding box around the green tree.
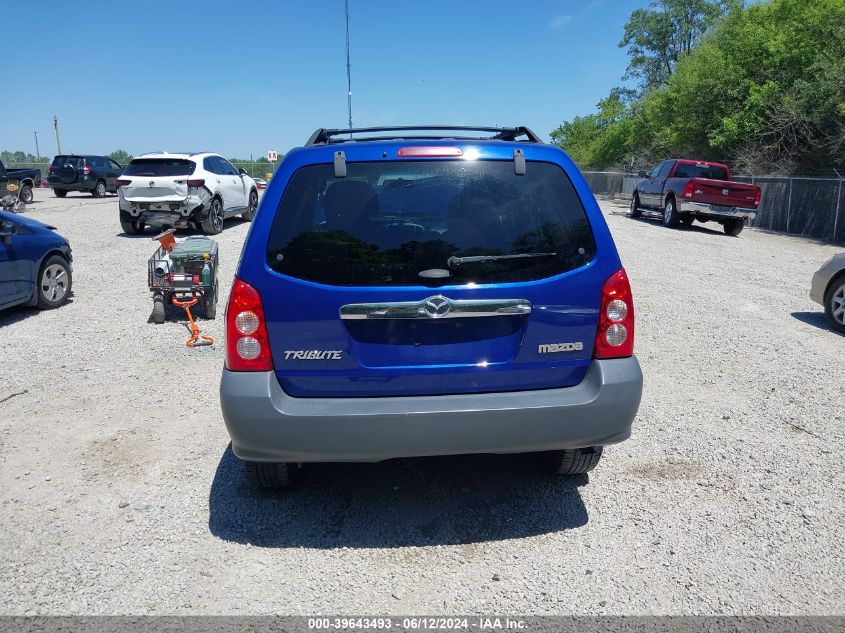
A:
[550,89,633,168]
[551,0,845,173]
[620,0,729,92]
[642,0,845,172]
[704,0,845,171]
[108,149,133,165]
[1,150,45,164]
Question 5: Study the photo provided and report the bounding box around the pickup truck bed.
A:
[632,159,761,236]
[682,176,759,208]
[0,160,41,205]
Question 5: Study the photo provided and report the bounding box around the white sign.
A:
[267,150,278,161]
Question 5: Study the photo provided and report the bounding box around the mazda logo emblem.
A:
[423,295,451,318]
[722,188,729,196]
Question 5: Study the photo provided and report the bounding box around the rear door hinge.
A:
[513,149,526,176]
[334,151,347,178]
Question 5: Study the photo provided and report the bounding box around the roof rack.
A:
[305,126,543,146]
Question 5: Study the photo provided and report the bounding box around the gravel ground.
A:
[0,189,843,615]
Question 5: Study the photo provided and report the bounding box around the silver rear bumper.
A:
[219,357,643,463]
[679,200,757,220]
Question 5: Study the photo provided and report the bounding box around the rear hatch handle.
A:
[340,296,532,320]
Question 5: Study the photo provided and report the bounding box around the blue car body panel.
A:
[236,140,622,398]
[0,210,71,311]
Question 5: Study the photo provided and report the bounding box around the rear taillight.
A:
[226,277,273,371]
[48,165,54,174]
[683,181,695,198]
[593,268,635,359]
[754,189,761,206]
[115,178,131,187]
[83,166,92,175]
[187,179,205,188]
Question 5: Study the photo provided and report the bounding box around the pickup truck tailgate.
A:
[690,178,760,208]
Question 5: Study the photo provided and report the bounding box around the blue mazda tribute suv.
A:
[220,126,643,489]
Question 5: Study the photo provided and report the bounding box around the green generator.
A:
[148,234,219,324]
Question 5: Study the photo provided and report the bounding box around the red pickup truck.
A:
[630,159,761,236]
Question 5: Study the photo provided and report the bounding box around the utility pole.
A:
[345,0,353,129]
[34,131,40,160]
[53,116,62,155]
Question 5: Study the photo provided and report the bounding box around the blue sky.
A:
[1,0,645,159]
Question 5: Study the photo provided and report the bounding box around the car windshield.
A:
[123,159,196,177]
[673,163,729,180]
[266,159,595,286]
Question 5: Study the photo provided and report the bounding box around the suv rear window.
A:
[52,156,84,167]
[267,160,595,286]
[123,159,196,177]
[673,163,728,180]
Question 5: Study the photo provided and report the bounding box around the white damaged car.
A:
[116,152,258,235]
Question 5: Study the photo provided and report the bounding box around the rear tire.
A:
[244,461,294,489]
[93,180,106,198]
[823,274,845,333]
[203,284,217,320]
[662,198,680,227]
[544,447,604,475]
[724,218,744,236]
[119,210,145,235]
[19,185,33,204]
[201,197,224,235]
[54,189,67,198]
[152,296,166,324]
[630,193,642,218]
[242,189,258,221]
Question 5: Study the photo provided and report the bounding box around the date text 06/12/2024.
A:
[307,617,527,630]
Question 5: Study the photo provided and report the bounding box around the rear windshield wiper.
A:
[447,252,557,268]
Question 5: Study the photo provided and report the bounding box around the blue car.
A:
[219,126,643,488]
[0,211,73,312]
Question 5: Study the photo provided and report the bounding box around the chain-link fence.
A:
[583,171,845,244]
[582,171,639,199]
[230,162,278,180]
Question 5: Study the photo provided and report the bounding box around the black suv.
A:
[48,155,123,198]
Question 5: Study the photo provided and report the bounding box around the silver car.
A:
[810,253,845,333]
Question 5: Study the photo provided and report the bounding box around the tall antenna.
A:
[345,0,353,129]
